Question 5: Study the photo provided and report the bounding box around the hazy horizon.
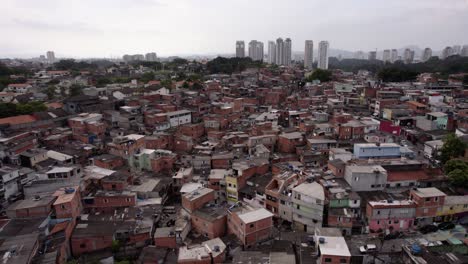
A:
[1,0,468,58]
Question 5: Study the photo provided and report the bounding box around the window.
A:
[423,208,428,214]
[425,198,430,202]
[104,199,109,203]
[61,205,66,209]
[371,184,375,188]
[394,220,399,224]
[126,198,132,202]
[377,210,380,215]
[296,205,300,210]
[112,184,116,190]
[377,220,380,225]
[388,220,392,224]
[434,197,439,202]
[324,258,332,263]
[80,244,86,248]
[250,224,254,228]
[355,177,359,181]
[340,259,347,263]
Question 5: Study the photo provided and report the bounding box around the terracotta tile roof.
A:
[0,115,37,125]
[46,102,63,109]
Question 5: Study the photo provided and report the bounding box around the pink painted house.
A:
[366,199,416,233]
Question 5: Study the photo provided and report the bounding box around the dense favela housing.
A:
[0,48,467,264]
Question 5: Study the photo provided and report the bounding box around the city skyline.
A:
[1,0,468,58]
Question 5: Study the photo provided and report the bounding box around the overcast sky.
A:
[1,0,468,58]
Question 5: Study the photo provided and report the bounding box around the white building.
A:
[46,51,56,63]
[275,38,284,65]
[318,41,329,70]
[404,48,414,64]
[382,49,391,62]
[166,110,192,127]
[441,46,454,59]
[284,38,292,66]
[248,40,264,61]
[391,49,398,62]
[145,52,157,61]
[267,41,276,64]
[236,41,245,58]
[304,40,314,69]
[421,48,432,62]
[291,181,325,232]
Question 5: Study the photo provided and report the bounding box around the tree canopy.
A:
[0,102,47,118]
[206,57,263,74]
[439,134,467,164]
[305,69,332,82]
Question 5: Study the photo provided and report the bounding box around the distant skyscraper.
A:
[145,52,157,61]
[368,51,377,61]
[304,40,314,69]
[390,49,398,62]
[46,51,56,63]
[317,41,329,70]
[122,54,144,62]
[404,48,414,63]
[284,38,292,66]
[441,46,454,59]
[354,51,365,60]
[248,40,264,61]
[267,41,276,64]
[275,38,284,65]
[461,45,468,57]
[382,50,391,62]
[236,41,245,58]
[452,45,461,55]
[421,48,432,62]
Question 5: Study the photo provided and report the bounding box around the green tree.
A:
[306,69,332,82]
[192,82,203,90]
[111,240,121,253]
[439,134,468,164]
[45,85,56,100]
[140,72,155,83]
[69,84,83,97]
[182,81,189,88]
[448,168,468,188]
[444,159,468,174]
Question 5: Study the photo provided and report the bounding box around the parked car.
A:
[359,244,377,254]
[420,224,438,234]
[437,222,455,230]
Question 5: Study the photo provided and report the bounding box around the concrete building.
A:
[248,40,264,61]
[291,181,325,232]
[368,51,377,61]
[410,187,446,226]
[236,41,245,58]
[366,199,416,233]
[46,51,55,63]
[267,41,276,64]
[441,46,454,59]
[304,40,314,69]
[145,52,157,61]
[404,48,414,64]
[344,165,387,192]
[318,41,329,69]
[275,38,284,65]
[353,143,401,159]
[421,48,432,62]
[227,203,273,246]
[461,45,468,57]
[391,49,398,62]
[284,38,292,66]
[382,49,391,62]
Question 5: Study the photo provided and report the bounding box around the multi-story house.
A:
[353,143,401,159]
[366,199,416,233]
[108,134,145,159]
[291,181,325,232]
[410,187,446,226]
[344,165,387,192]
[227,203,273,246]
